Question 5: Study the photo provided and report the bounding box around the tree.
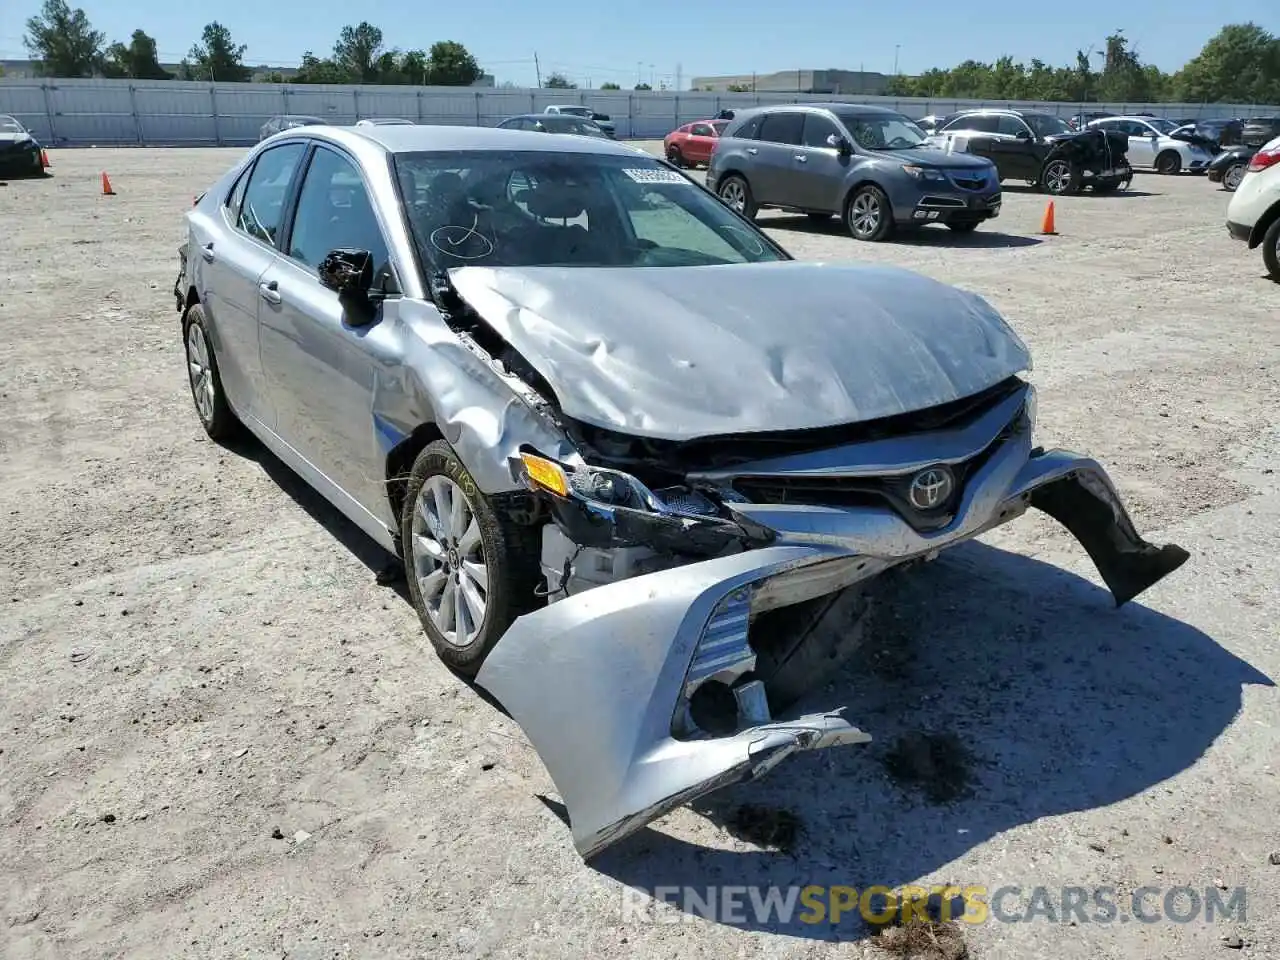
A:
[545,72,576,89]
[427,40,481,85]
[725,83,749,92]
[599,81,620,90]
[1174,23,1280,104]
[333,22,383,83]
[291,51,351,84]
[185,22,251,82]
[23,0,103,77]
[102,29,171,79]
[634,82,652,91]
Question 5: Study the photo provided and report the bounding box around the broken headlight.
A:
[518,452,720,518]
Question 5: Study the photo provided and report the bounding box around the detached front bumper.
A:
[477,406,1188,859]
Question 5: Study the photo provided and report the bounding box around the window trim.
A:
[800,112,839,148]
[277,141,400,293]
[757,110,805,146]
[224,140,309,252]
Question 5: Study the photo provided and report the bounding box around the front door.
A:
[258,144,401,516]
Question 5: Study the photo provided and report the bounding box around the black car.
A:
[496,114,610,137]
[0,113,45,177]
[1171,118,1245,152]
[1241,116,1280,147]
[1206,146,1255,191]
[933,109,1131,195]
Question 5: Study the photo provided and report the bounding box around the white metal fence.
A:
[2,77,1276,146]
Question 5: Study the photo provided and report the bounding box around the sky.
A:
[1,0,1275,88]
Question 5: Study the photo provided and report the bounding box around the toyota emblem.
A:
[907,467,954,510]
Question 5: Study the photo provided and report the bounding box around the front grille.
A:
[952,176,987,191]
[920,195,965,207]
[732,401,1026,532]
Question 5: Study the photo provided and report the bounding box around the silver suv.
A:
[708,103,1002,241]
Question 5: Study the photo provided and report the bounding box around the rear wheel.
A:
[1223,163,1246,192]
[1155,151,1182,175]
[716,173,758,220]
[666,145,686,168]
[1263,217,1280,280]
[183,302,240,442]
[845,185,894,242]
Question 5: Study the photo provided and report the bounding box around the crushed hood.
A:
[448,261,1031,441]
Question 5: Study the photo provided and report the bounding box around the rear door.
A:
[258,143,400,513]
[752,111,805,206]
[198,141,306,427]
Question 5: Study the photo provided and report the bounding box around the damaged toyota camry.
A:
[174,124,1188,860]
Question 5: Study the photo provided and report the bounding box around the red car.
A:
[663,119,729,168]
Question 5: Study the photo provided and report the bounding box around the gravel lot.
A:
[2,144,1278,960]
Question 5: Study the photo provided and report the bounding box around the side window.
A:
[236,142,305,245]
[225,165,252,221]
[732,115,762,140]
[690,123,714,137]
[287,147,392,281]
[758,112,804,145]
[801,114,839,147]
[995,115,1029,137]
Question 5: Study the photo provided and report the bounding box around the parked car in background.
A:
[0,113,44,176]
[497,114,610,138]
[1226,135,1280,279]
[930,109,1131,195]
[173,121,1187,860]
[1171,118,1244,152]
[914,115,946,134]
[259,115,326,141]
[1241,116,1280,147]
[709,103,1002,240]
[1068,111,1114,130]
[663,119,729,167]
[356,118,415,127]
[544,105,616,138]
[1208,144,1258,192]
[1088,116,1214,174]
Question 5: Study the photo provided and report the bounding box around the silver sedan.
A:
[174,123,1188,860]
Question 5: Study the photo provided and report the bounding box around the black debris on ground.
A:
[882,731,977,804]
[726,804,802,853]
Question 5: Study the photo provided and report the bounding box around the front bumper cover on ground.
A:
[476,442,1188,859]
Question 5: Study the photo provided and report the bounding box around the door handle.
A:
[259,280,282,305]
[794,155,807,162]
[746,147,758,155]
[200,242,215,263]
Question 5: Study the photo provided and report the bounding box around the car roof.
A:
[950,108,1055,118]
[271,123,643,158]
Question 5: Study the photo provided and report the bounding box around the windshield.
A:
[0,115,25,134]
[1146,118,1177,134]
[834,112,927,150]
[1025,114,1072,138]
[393,150,787,271]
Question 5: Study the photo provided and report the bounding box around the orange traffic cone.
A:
[40,148,49,168]
[101,171,115,196]
[1040,201,1057,235]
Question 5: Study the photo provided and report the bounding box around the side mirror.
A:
[319,248,375,299]
[826,133,853,155]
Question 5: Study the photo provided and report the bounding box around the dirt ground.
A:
[2,144,1278,960]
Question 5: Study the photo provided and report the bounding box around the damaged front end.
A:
[475,377,1189,858]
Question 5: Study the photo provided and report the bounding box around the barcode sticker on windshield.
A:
[623,168,691,184]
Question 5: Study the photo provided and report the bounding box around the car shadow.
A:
[589,540,1272,940]
[999,183,1159,198]
[762,214,1043,248]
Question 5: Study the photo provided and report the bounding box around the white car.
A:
[1226,134,1280,280]
[355,118,415,127]
[1088,116,1215,174]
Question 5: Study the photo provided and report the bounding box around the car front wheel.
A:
[1040,158,1080,196]
[1155,151,1182,175]
[401,440,542,675]
[846,185,893,241]
[1223,163,1246,192]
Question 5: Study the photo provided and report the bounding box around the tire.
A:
[1155,151,1182,175]
[666,145,686,168]
[183,302,241,442]
[716,173,758,220]
[400,440,542,675]
[946,220,981,233]
[1040,158,1080,196]
[1223,163,1246,192]
[845,185,894,241]
[1263,217,1280,281]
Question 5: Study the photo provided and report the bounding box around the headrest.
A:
[520,184,586,220]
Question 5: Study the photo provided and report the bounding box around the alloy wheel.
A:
[1043,160,1071,194]
[1224,164,1245,191]
[718,178,746,213]
[849,192,881,238]
[411,476,488,648]
[185,323,216,425]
